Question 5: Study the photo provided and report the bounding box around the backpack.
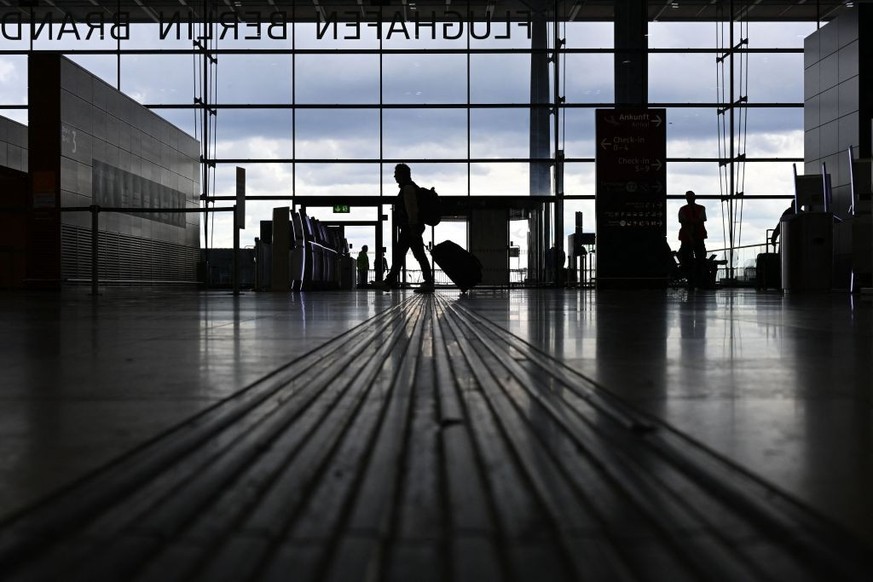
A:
[417,185,441,227]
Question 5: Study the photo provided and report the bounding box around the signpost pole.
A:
[234,167,245,296]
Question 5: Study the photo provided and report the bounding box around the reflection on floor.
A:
[0,287,870,580]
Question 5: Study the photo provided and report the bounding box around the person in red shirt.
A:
[678,190,708,289]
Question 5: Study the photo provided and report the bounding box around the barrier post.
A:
[234,167,245,296]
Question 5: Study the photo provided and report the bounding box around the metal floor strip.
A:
[435,294,872,582]
[0,293,870,582]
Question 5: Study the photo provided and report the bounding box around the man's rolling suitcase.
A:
[756,253,780,289]
[431,240,482,292]
[756,231,781,290]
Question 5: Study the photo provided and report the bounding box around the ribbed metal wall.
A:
[61,224,199,283]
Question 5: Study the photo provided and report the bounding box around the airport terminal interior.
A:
[1,1,873,580]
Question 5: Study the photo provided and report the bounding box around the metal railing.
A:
[706,241,775,285]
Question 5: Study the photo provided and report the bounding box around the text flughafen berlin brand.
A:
[1,10,533,42]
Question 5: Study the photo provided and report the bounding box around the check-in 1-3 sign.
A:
[595,108,667,237]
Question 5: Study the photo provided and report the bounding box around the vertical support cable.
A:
[465,12,471,250]
[717,15,727,254]
[379,6,391,279]
[727,1,736,280]
[196,0,210,261]
[379,3,385,197]
[292,1,297,209]
[715,1,749,282]
[197,1,219,258]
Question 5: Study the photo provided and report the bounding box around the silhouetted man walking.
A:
[374,163,434,293]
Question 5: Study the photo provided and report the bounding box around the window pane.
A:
[149,108,197,137]
[650,52,717,102]
[120,54,199,105]
[669,161,722,198]
[747,22,816,47]
[471,162,531,196]
[471,108,529,159]
[214,109,292,147]
[564,162,596,198]
[748,53,806,102]
[211,163,291,235]
[383,54,467,104]
[562,198,596,239]
[743,161,797,197]
[214,163,290,227]
[649,22,714,49]
[295,109,379,159]
[296,162,381,196]
[383,109,468,159]
[666,108,721,159]
[471,54,529,103]
[0,56,28,108]
[565,54,613,104]
[744,109,804,158]
[67,55,118,88]
[214,54,292,104]
[565,22,613,49]
[563,108,596,159]
[296,54,378,104]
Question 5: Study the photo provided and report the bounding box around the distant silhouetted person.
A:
[356,244,369,288]
[374,163,434,293]
[678,190,708,290]
[770,201,796,246]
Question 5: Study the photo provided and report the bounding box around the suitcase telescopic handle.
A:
[765,228,777,253]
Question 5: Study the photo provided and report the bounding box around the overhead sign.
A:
[235,166,245,229]
[595,108,667,287]
[333,204,350,213]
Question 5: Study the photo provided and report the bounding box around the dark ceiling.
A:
[1,1,856,24]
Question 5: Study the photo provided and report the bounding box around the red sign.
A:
[595,108,668,286]
[596,108,666,234]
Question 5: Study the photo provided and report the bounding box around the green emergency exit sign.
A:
[333,204,350,213]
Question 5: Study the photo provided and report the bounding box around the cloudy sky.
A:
[0,16,819,271]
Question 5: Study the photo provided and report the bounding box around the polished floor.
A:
[0,286,871,580]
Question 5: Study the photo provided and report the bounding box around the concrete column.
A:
[614,0,648,106]
[529,6,551,280]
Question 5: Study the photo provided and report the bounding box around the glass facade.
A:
[0,8,820,276]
